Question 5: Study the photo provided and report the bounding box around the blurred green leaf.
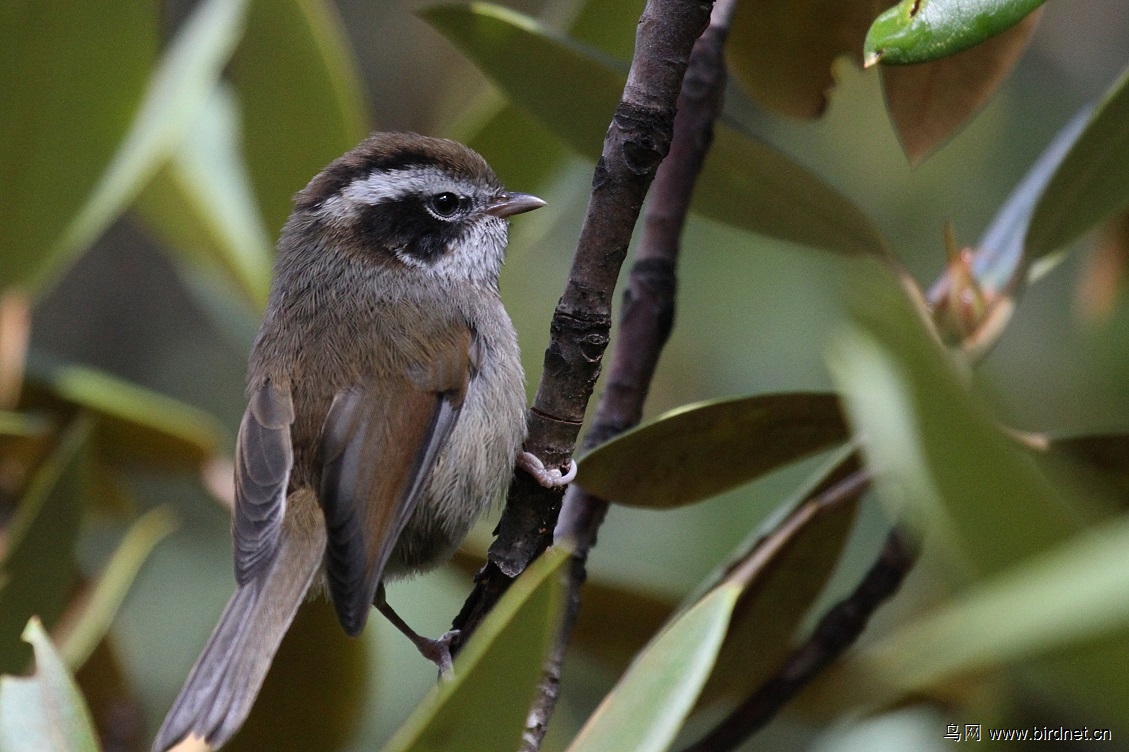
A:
[58,507,178,671]
[0,618,99,752]
[568,0,645,61]
[230,598,367,752]
[0,412,53,438]
[0,0,158,289]
[864,0,1047,66]
[567,585,738,752]
[726,0,890,118]
[23,362,223,473]
[1046,434,1129,505]
[698,448,863,706]
[423,3,888,257]
[38,0,250,295]
[380,546,567,752]
[1026,65,1129,264]
[829,263,1079,577]
[880,10,1040,164]
[576,393,848,508]
[135,84,273,309]
[0,417,92,675]
[864,514,1129,692]
[571,580,676,673]
[231,0,371,237]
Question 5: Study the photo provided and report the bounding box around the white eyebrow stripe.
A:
[339,166,462,206]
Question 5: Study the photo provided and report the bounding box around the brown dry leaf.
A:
[726,0,894,118]
[881,9,1042,164]
[1075,209,1129,323]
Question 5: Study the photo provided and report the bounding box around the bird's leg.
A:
[517,452,578,488]
[375,584,458,679]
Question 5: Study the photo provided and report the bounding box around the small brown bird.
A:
[154,133,572,751]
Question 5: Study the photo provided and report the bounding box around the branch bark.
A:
[450,0,716,650]
[521,2,737,748]
[678,525,921,752]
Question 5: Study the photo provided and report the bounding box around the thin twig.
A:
[450,0,716,650]
[520,2,737,749]
[678,525,921,752]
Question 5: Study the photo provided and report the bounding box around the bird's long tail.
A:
[152,502,326,752]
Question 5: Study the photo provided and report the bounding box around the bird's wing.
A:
[319,325,477,636]
[233,379,295,585]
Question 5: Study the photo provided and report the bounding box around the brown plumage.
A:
[153,133,542,751]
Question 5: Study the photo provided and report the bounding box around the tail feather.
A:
[153,519,324,752]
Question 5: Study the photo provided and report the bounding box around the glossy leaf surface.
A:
[380,546,567,752]
[41,0,249,294]
[881,10,1040,163]
[830,263,1078,576]
[0,418,91,674]
[231,0,371,237]
[727,0,891,118]
[23,363,223,472]
[136,84,273,309]
[576,393,848,508]
[423,3,887,256]
[0,619,99,752]
[865,0,1047,65]
[567,584,738,752]
[0,0,157,289]
[1026,65,1129,262]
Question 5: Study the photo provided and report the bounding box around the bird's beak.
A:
[486,192,547,218]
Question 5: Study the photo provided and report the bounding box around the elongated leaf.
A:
[567,585,739,752]
[229,598,367,752]
[0,0,157,289]
[0,618,99,752]
[23,362,223,472]
[576,393,848,508]
[231,0,371,237]
[880,10,1040,164]
[135,84,273,309]
[57,507,178,670]
[39,0,249,294]
[1041,433,1129,507]
[422,3,887,257]
[1026,65,1129,263]
[380,546,567,752]
[830,263,1079,577]
[864,514,1129,691]
[698,447,863,706]
[0,418,92,674]
[864,0,1048,66]
[726,0,891,118]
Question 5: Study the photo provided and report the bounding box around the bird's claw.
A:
[518,452,577,488]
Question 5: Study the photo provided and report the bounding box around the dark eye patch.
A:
[356,196,467,264]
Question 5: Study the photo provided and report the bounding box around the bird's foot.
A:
[517,452,577,488]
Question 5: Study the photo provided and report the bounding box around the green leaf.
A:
[0,417,92,674]
[696,448,863,706]
[829,262,1079,577]
[58,507,178,670]
[1046,434,1129,505]
[380,546,567,752]
[0,0,158,289]
[135,84,273,309]
[0,618,99,752]
[23,362,223,473]
[1025,65,1129,263]
[576,393,848,508]
[864,0,1047,66]
[864,514,1129,691]
[229,598,367,752]
[567,585,738,752]
[422,3,887,257]
[37,0,250,295]
[231,0,371,237]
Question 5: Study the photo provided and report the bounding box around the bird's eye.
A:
[429,192,460,218]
